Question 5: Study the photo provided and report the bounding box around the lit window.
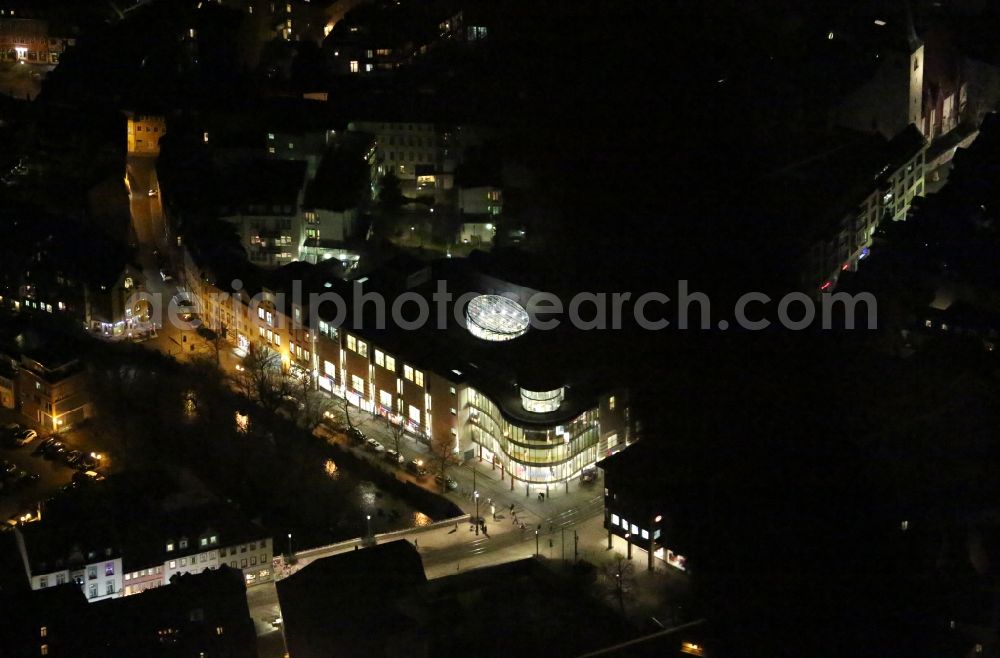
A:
[414,370,424,387]
[357,341,368,357]
[41,645,48,656]
[404,365,413,381]
[408,405,420,424]
[347,335,356,352]
[40,627,47,638]
[375,349,384,367]
[609,395,616,410]
[352,375,364,392]
[350,60,359,73]
[385,355,395,371]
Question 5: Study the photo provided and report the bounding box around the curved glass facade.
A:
[519,387,564,413]
[464,388,600,484]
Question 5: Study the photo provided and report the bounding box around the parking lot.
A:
[0,408,113,529]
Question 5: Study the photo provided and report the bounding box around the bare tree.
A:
[428,431,455,491]
[235,343,287,414]
[600,553,636,616]
[291,374,338,431]
[387,418,406,455]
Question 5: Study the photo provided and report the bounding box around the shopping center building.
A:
[185,252,633,490]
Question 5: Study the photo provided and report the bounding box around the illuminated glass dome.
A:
[466,294,529,342]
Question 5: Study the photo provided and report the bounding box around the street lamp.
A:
[366,514,372,538]
[287,532,293,560]
[535,528,539,556]
[474,491,480,535]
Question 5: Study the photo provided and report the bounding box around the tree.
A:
[600,553,636,616]
[387,418,406,455]
[428,431,455,491]
[235,343,287,414]
[378,171,404,210]
[291,374,337,431]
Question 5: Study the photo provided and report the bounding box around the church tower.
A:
[905,0,924,132]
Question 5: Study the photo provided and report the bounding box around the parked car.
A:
[33,437,57,457]
[406,459,428,478]
[72,470,106,486]
[63,449,84,467]
[435,474,458,491]
[581,467,598,484]
[14,429,38,446]
[45,442,66,460]
[8,470,39,490]
[2,423,21,438]
[76,455,98,471]
[384,449,405,465]
[365,438,386,453]
[1,461,16,475]
[346,427,366,444]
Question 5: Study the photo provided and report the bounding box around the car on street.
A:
[365,438,386,453]
[384,449,404,465]
[435,474,458,491]
[346,427,366,444]
[14,429,38,446]
[406,459,428,478]
[581,467,598,484]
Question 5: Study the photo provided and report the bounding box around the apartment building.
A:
[125,113,166,155]
[348,120,485,185]
[0,17,74,65]
[15,523,124,603]
[16,350,91,432]
[762,124,927,292]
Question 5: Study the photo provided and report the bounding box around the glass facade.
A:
[520,387,564,413]
[464,388,600,484]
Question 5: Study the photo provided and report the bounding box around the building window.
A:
[385,355,396,371]
[40,627,47,638]
[611,513,620,526]
[352,375,365,393]
[41,645,48,656]
[357,341,368,357]
[375,349,384,367]
[39,577,47,588]
[609,395,616,411]
[409,405,420,424]
[169,560,176,569]
[105,562,115,576]
[347,335,356,352]
[106,581,115,595]
[350,60,359,73]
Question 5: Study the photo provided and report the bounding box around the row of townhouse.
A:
[15,504,272,602]
[185,251,632,489]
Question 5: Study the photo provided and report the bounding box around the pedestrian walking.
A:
[490,503,496,520]
[510,503,515,514]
